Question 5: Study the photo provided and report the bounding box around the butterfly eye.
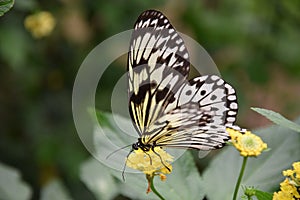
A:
[132,143,139,150]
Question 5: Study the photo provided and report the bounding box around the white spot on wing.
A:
[217,79,224,86]
[183,53,188,59]
[230,102,238,109]
[179,44,185,52]
[176,39,182,44]
[228,95,236,101]
[150,19,158,26]
[142,19,151,28]
[227,117,235,123]
[134,36,142,59]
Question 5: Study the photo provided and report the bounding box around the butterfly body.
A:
[128,10,238,153]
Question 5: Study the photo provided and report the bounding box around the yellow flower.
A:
[126,147,173,176]
[126,147,173,193]
[281,179,299,196]
[273,161,300,200]
[293,162,300,180]
[24,11,56,38]
[273,190,293,200]
[283,169,294,177]
[227,128,267,157]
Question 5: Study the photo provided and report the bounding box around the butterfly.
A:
[127,10,238,156]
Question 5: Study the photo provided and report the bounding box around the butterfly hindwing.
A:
[143,75,238,150]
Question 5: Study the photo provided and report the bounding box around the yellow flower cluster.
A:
[126,147,173,178]
[24,11,56,38]
[273,161,300,200]
[227,128,267,157]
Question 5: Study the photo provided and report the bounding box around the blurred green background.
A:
[1,0,299,199]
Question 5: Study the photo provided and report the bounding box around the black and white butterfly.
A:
[128,10,238,154]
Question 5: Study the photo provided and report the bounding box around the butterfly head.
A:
[132,138,152,152]
[132,142,139,150]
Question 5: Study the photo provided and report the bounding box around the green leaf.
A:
[86,111,205,200]
[254,189,273,200]
[203,117,300,200]
[156,151,205,200]
[0,24,30,70]
[80,158,119,200]
[41,179,72,200]
[93,111,137,171]
[252,107,300,132]
[0,0,14,16]
[0,162,32,200]
[114,168,160,200]
[110,151,204,200]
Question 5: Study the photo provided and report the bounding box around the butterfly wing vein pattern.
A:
[128,10,238,151]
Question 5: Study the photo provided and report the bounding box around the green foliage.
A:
[253,189,273,200]
[41,179,73,200]
[184,0,300,79]
[80,111,300,200]
[0,163,74,200]
[80,153,204,200]
[1,1,300,199]
[203,117,300,200]
[252,107,300,132]
[0,0,14,16]
[241,187,273,200]
[86,111,204,200]
[80,158,119,200]
[0,162,31,200]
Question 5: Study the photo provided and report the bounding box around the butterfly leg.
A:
[151,146,171,172]
[144,151,153,165]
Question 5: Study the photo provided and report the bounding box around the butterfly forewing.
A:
[128,10,238,150]
[128,10,190,135]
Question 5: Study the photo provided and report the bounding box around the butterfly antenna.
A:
[106,144,132,160]
[122,149,134,181]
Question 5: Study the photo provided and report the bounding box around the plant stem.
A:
[233,157,248,200]
[150,176,165,200]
